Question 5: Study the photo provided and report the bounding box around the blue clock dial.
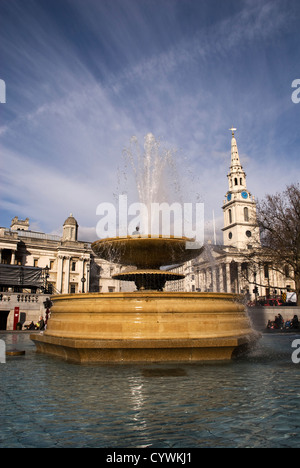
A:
[241,191,248,199]
[227,193,232,202]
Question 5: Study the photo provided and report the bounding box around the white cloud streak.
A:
[0,0,299,239]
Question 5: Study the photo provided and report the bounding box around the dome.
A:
[63,213,78,227]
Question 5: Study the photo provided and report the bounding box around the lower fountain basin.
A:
[31,292,260,363]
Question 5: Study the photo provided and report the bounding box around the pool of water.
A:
[1,332,300,448]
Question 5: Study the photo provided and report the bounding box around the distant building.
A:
[167,129,295,301]
[0,214,124,329]
[0,213,127,295]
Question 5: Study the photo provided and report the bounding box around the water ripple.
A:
[1,333,300,448]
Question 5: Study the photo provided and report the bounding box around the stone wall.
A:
[248,307,300,331]
[0,293,50,330]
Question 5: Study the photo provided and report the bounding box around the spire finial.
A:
[229,126,237,136]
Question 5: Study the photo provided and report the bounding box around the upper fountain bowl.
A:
[91,235,204,269]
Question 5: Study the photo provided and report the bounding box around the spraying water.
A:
[121,133,181,235]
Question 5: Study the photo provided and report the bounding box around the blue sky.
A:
[0,0,300,241]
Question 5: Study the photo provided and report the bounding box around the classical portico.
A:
[195,254,256,295]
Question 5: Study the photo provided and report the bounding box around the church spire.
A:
[223,128,260,249]
[227,127,247,191]
[229,127,242,169]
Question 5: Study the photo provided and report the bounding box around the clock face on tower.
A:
[241,191,248,199]
[227,193,232,202]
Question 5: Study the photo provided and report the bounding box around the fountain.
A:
[31,134,260,363]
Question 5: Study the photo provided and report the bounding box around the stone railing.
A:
[0,292,50,310]
[0,293,39,303]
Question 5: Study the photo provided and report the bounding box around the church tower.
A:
[62,214,78,242]
[222,128,260,249]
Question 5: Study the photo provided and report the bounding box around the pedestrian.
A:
[277,313,284,329]
[36,316,45,331]
[291,315,299,329]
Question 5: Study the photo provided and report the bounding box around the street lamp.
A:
[81,276,86,293]
[253,271,258,305]
[44,265,50,293]
[86,263,90,293]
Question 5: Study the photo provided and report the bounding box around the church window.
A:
[241,262,248,275]
[71,261,76,271]
[246,230,252,238]
[228,232,233,240]
[228,209,232,224]
[240,178,243,185]
[244,207,249,222]
[264,264,269,279]
[234,178,238,186]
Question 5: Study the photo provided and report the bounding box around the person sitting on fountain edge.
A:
[132,226,140,236]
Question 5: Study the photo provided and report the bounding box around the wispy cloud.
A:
[0,0,299,239]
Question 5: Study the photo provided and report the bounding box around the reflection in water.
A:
[1,333,300,448]
[142,368,187,377]
[128,376,151,447]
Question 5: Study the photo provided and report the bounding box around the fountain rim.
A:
[91,234,199,243]
[49,291,244,301]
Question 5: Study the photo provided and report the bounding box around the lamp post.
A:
[86,263,90,293]
[253,271,258,305]
[81,276,86,293]
[44,265,50,293]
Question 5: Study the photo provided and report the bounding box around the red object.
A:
[13,307,20,330]
[262,299,283,307]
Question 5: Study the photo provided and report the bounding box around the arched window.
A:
[229,209,232,224]
[234,178,238,186]
[244,207,249,222]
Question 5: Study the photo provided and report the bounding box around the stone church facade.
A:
[167,129,295,302]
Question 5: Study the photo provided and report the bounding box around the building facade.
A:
[167,129,295,302]
[0,214,125,329]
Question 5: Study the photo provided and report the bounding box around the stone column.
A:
[56,255,64,293]
[196,269,200,292]
[212,268,217,292]
[204,268,208,291]
[11,250,16,265]
[226,263,231,293]
[64,256,71,294]
[237,263,242,294]
[219,265,224,293]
